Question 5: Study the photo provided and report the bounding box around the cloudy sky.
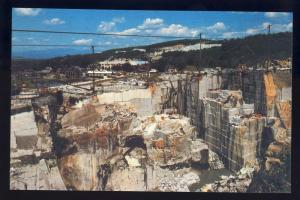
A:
[12,8,293,57]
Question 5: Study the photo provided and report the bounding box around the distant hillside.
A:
[12,32,292,72]
[154,32,292,71]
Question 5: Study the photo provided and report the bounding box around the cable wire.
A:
[13,29,197,39]
[12,44,100,47]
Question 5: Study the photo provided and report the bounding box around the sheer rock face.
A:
[275,101,291,130]
[56,103,137,190]
[31,92,64,153]
[176,70,291,177]
[263,72,277,116]
[247,118,291,193]
[57,153,99,190]
[10,92,66,190]
[180,84,266,172]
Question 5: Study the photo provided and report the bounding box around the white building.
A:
[87,70,113,78]
[98,59,148,69]
[149,68,158,77]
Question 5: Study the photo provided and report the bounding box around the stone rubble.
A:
[200,166,255,192]
[208,150,225,170]
[10,158,66,190]
[50,100,215,191]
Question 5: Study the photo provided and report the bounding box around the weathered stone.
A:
[191,140,209,165]
[275,101,291,129]
[11,111,38,150]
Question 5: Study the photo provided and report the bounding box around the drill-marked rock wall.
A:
[242,69,291,117]
[75,88,163,117]
[223,69,292,118]
[221,69,242,90]
[200,94,265,172]
[186,76,200,126]
[254,71,278,117]
[176,72,223,138]
[198,72,222,98]
[263,72,277,117]
[273,70,292,101]
[175,69,291,174]
[241,71,256,104]
[177,72,267,172]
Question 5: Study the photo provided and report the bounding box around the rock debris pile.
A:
[201,167,255,192]
[54,101,217,191]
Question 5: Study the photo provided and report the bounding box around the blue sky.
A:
[12,8,293,58]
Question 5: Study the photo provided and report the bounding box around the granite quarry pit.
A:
[10,67,291,192]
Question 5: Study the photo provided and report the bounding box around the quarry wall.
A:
[176,69,291,172]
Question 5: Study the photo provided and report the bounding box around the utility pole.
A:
[266,24,272,70]
[91,45,95,54]
[199,33,202,70]
[34,71,39,95]
[267,24,272,34]
[91,45,95,94]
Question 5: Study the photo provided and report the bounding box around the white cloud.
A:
[159,24,199,37]
[26,37,39,44]
[113,18,199,38]
[246,28,260,35]
[262,22,271,29]
[260,22,292,33]
[98,41,114,45]
[73,39,93,45]
[43,18,65,25]
[265,12,289,18]
[287,22,293,29]
[271,22,293,32]
[244,21,292,36]
[14,8,41,16]
[98,17,125,32]
[145,29,154,34]
[222,32,240,38]
[118,28,141,35]
[207,22,226,33]
[112,17,125,23]
[98,21,116,32]
[138,18,164,29]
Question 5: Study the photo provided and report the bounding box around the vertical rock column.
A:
[241,70,256,104]
[263,72,277,117]
[221,69,242,90]
[177,79,187,115]
[254,71,277,117]
[186,76,199,126]
[228,117,266,171]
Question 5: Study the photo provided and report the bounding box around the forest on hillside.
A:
[12,32,292,72]
[153,32,292,71]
